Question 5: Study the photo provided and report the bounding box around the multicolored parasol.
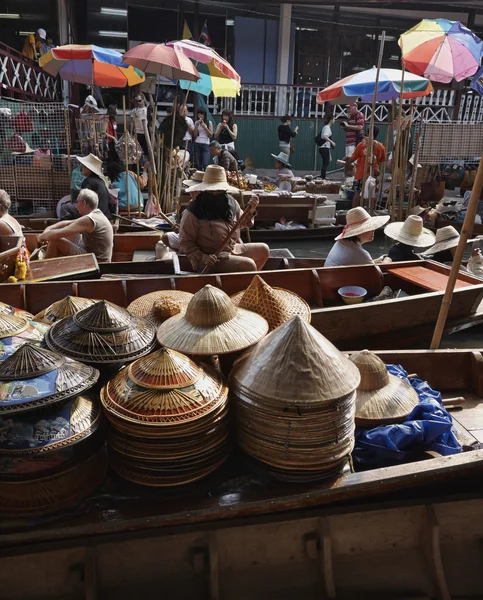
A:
[39,44,145,87]
[122,43,200,80]
[317,67,433,105]
[399,19,483,83]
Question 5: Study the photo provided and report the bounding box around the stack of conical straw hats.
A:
[127,290,193,327]
[350,349,419,426]
[157,285,269,355]
[231,316,360,482]
[45,300,156,364]
[0,301,33,320]
[0,313,50,361]
[101,347,231,486]
[34,296,95,324]
[0,344,106,517]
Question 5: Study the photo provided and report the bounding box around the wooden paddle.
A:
[201,196,259,274]
[113,212,178,233]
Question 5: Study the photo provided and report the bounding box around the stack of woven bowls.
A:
[101,347,231,487]
[0,343,105,517]
[231,316,361,482]
[0,313,50,361]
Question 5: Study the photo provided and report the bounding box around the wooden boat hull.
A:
[1,349,483,599]
[435,217,483,236]
[1,261,483,350]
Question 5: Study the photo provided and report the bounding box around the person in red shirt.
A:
[346,126,386,207]
[342,103,365,156]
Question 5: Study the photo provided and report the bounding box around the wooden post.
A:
[122,96,130,216]
[430,148,483,349]
[135,132,141,216]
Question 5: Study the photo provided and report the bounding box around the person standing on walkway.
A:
[215,109,238,156]
[22,29,46,60]
[193,108,213,170]
[342,103,364,157]
[319,116,336,179]
[278,115,298,155]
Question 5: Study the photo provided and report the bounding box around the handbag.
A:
[290,142,295,154]
[315,131,324,146]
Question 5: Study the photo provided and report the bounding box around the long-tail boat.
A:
[2,260,483,350]
[1,348,482,599]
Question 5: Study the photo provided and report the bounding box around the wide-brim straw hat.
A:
[157,284,269,355]
[77,153,104,179]
[0,343,99,414]
[34,296,95,324]
[230,275,311,331]
[0,302,33,321]
[127,290,193,328]
[335,207,389,240]
[183,170,204,187]
[187,165,239,194]
[384,215,435,248]
[350,349,419,426]
[270,151,292,167]
[422,225,475,256]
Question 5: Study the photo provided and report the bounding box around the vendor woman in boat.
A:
[325,207,389,267]
[38,189,114,263]
[0,189,22,236]
[422,225,474,265]
[106,160,145,212]
[178,165,269,273]
[384,215,435,262]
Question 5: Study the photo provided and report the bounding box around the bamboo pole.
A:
[408,127,422,211]
[398,100,414,220]
[64,107,71,181]
[135,132,141,216]
[167,97,178,212]
[377,109,393,210]
[234,160,251,243]
[430,150,483,349]
[122,96,130,216]
[389,66,405,220]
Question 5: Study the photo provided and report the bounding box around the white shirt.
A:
[131,106,147,135]
[183,116,194,141]
[195,120,211,144]
[325,239,374,267]
[320,124,332,148]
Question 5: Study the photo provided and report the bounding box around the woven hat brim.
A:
[422,237,476,257]
[77,155,104,180]
[187,181,240,194]
[157,308,269,355]
[384,222,435,248]
[355,374,419,424]
[183,179,202,187]
[270,153,292,167]
[335,215,390,240]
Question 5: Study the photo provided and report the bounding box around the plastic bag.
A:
[115,133,143,164]
[353,364,462,469]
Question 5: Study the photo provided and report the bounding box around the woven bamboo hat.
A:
[77,153,104,179]
[34,296,96,324]
[231,316,360,406]
[0,314,29,339]
[127,290,194,328]
[350,350,419,426]
[384,215,435,248]
[0,316,49,362]
[335,207,390,240]
[186,165,239,194]
[230,275,311,332]
[422,225,475,256]
[183,170,204,187]
[157,285,269,355]
[45,300,156,364]
[0,302,33,320]
[0,343,99,414]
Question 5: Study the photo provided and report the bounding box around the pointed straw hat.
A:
[77,153,104,179]
[34,296,96,324]
[157,285,269,355]
[335,207,390,240]
[185,165,240,194]
[230,275,311,332]
[0,314,29,339]
[350,349,419,426]
[231,316,360,406]
[0,302,33,320]
[384,215,435,248]
[127,290,193,327]
[422,225,475,256]
[183,170,204,187]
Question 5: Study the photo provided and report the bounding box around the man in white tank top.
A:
[0,190,22,236]
[38,189,113,263]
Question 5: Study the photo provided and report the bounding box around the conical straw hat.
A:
[231,316,360,406]
[34,296,95,324]
[157,285,269,355]
[422,225,475,256]
[127,290,193,327]
[0,343,99,414]
[0,314,29,339]
[0,302,33,320]
[335,207,389,240]
[230,275,311,331]
[186,165,239,194]
[384,215,435,248]
[350,349,419,425]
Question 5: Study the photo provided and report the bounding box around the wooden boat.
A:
[1,348,483,599]
[435,217,483,236]
[2,260,483,350]
[0,235,22,282]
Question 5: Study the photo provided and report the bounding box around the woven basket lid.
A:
[157,285,269,356]
[0,315,29,339]
[350,350,419,424]
[45,300,156,364]
[0,303,33,320]
[231,316,360,406]
[230,275,311,331]
[0,394,101,455]
[0,343,99,414]
[127,290,194,327]
[34,296,95,325]
[101,347,228,425]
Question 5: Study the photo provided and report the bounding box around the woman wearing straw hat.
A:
[384,215,435,262]
[325,207,389,267]
[269,151,294,187]
[78,154,113,219]
[179,165,269,273]
[422,225,474,265]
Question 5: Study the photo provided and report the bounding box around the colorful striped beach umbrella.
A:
[399,19,483,83]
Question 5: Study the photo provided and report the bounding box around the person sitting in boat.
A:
[106,161,145,213]
[325,207,389,267]
[0,190,22,236]
[422,225,474,265]
[178,165,269,273]
[78,154,114,219]
[210,141,237,172]
[37,189,113,263]
[269,151,294,187]
[384,215,435,262]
